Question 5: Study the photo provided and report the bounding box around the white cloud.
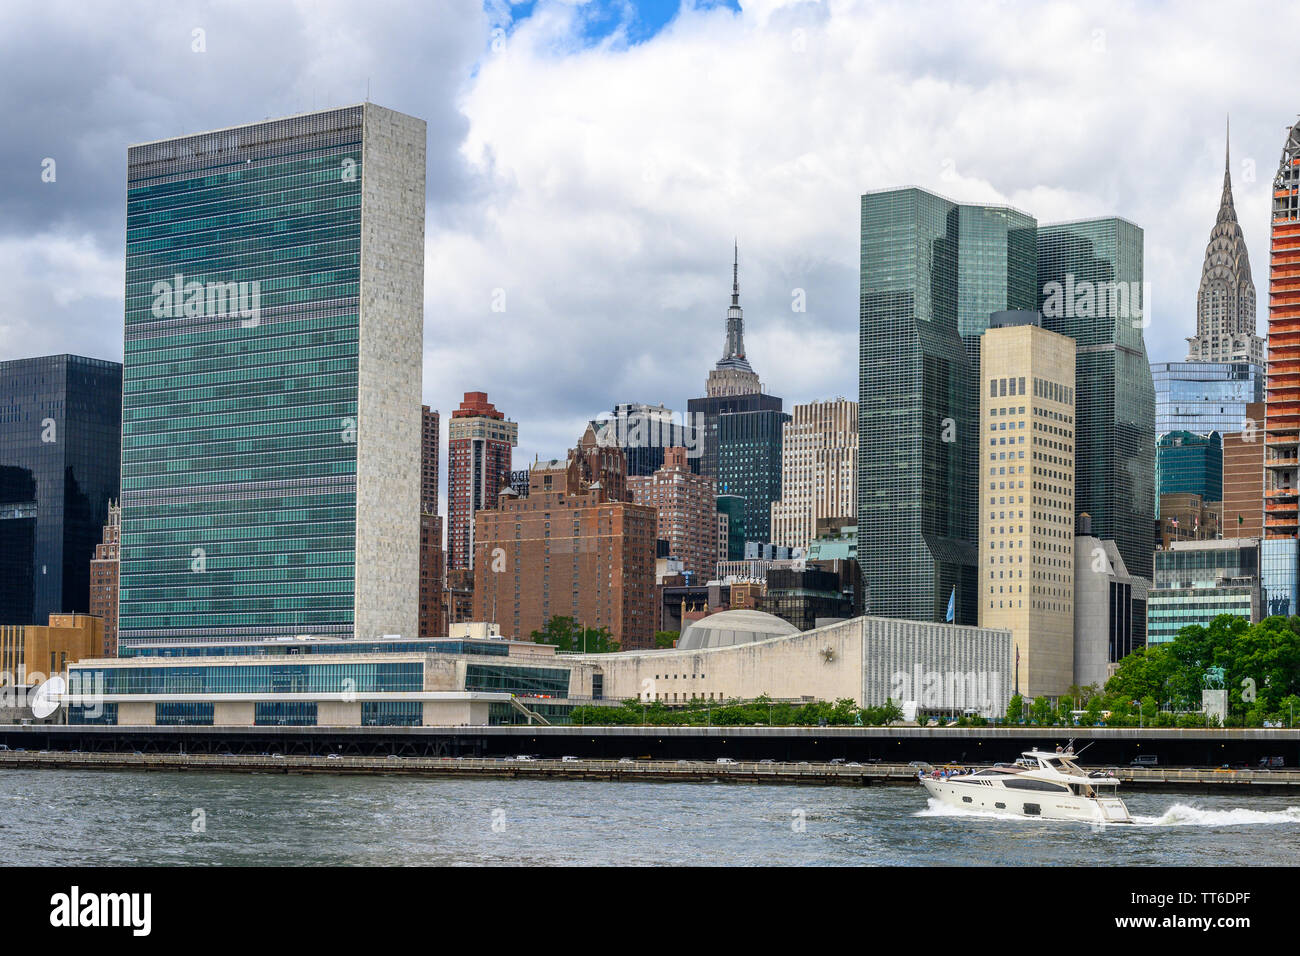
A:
[428,0,1300,463]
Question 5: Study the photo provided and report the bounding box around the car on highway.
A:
[716,757,737,765]
[758,758,776,765]
[617,757,634,765]
[326,753,342,760]
[561,755,580,762]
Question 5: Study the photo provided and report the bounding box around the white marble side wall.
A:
[355,105,426,639]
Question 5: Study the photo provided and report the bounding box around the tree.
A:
[530,616,619,653]
[654,630,679,649]
[1006,694,1023,724]
[1030,696,1053,725]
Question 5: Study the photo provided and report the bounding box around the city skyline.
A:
[3,2,1299,481]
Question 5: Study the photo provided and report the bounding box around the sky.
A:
[2,0,1299,478]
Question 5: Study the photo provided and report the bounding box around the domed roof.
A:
[677,609,800,650]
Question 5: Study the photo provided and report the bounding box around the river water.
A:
[1,769,1298,865]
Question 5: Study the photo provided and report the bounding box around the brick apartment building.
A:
[88,502,120,656]
[472,426,657,650]
[628,446,717,582]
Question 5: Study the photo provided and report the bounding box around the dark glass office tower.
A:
[120,105,425,648]
[955,205,1039,371]
[717,408,789,545]
[858,188,1036,624]
[1037,218,1155,580]
[0,354,122,624]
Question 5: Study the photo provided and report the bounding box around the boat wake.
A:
[917,798,1300,827]
[1131,804,1300,827]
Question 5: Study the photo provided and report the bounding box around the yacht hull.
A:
[921,777,1133,824]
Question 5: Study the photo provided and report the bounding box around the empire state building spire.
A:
[705,240,762,397]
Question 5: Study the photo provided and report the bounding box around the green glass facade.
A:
[1148,540,1259,644]
[118,105,425,648]
[858,188,1036,623]
[1155,431,1223,505]
[1037,218,1155,579]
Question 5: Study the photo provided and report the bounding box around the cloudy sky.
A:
[2,0,1298,472]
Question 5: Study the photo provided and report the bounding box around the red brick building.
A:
[88,502,120,657]
[472,427,657,650]
[447,392,517,571]
[628,446,718,582]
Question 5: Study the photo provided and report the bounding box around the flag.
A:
[1238,514,1244,525]
[945,586,956,623]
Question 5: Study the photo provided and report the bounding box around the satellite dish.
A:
[30,676,65,720]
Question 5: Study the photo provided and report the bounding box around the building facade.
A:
[599,403,702,477]
[1148,538,1261,645]
[687,244,783,480]
[1223,402,1265,537]
[978,321,1077,700]
[0,613,103,685]
[447,391,517,572]
[628,446,718,582]
[88,502,120,657]
[1264,118,1300,600]
[1185,125,1264,366]
[1155,431,1223,505]
[769,398,858,551]
[859,188,1037,626]
[1073,531,1141,691]
[471,431,657,650]
[118,104,425,648]
[1152,361,1263,435]
[419,406,446,638]
[0,354,121,626]
[717,407,789,546]
[1038,216,1155,581]
[1156,493,1222,550]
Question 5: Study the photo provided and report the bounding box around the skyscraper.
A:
[0,354,122,626]
[1156,431,1223,504]
[447,391,517,571]
[858,188,1036,624]
[598,402,701,477]
[1151,360,1263,435]
[717,407,789,545]
[978,319,1076,699]
[1037,217,1155,581]
[1263,117,1300,615]
[118,104,425,647]
[769,398,858,550]
[1186,122,1265,367]
[687,244,783,480]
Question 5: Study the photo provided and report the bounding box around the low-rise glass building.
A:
[1148,538,1260,644]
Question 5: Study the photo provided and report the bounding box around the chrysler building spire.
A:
[1185,117,1263,365]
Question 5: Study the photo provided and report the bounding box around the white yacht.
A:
[919,747,1132,824]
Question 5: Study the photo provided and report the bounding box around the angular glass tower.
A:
[119,105,425,647]
[0,355,122,624]
[1037,217,1155,580]
[1151,360,1263,435]
[858,188,1037,624]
